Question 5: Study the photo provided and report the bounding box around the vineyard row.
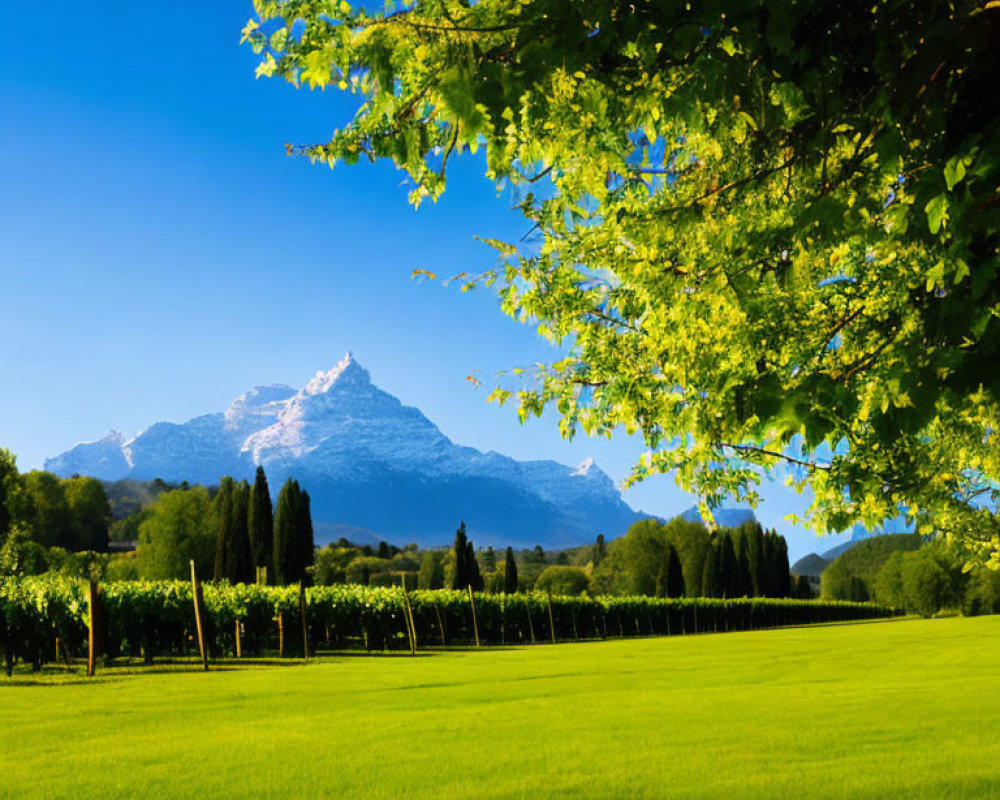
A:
[1,576,897,674]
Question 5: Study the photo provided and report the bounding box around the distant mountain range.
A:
[47,354,650,548]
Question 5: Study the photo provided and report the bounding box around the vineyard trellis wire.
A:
[1,576,898,675]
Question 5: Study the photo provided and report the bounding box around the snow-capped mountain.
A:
[45,354,645,548]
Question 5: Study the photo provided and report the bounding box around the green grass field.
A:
[3,616,999,799]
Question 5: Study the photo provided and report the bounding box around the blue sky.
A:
[0,3,851,560]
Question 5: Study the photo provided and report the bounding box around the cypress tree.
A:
[229,480,254,584]
[761,532,776,596]
[377,540,391,559]
[751,523,766,596]
[418,551,444,589]
[775,534,791,597]
[273,478,299,585]
[451,521,469,589]
[593,533,607,566]
[213,477,235,583]
[503,546,518,594]
[701,542,720,598]
[665,544,685,598]
[482,546,497,573]
[248,465,273,581]
[466,541,484,592]
[718,533,739,598]
[297,489,315,583]
[737,531,753,598]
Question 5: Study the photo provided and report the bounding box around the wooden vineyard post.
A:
[524,595,536,644]
[432,599,446,646]
[189,560,209,672]
[467,586,481,648]
[235,619,242,659]
[402,588,417,655]
[87,577,100,677]
[299,584,309,662]
[546,592,557,644]
[278,615,285,658]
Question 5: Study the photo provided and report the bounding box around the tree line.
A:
[311,517,805,600]
[210,468,314,586]
[0,449,111,575]
[1,446,803,599]
[820,534,1000,617]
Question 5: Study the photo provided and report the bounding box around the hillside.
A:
[820,533,924,601]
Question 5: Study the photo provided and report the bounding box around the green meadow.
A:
[4,616,999,799]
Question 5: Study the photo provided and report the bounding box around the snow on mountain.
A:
[44,430,131,481]
[45,354,646,547]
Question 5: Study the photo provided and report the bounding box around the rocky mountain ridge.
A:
[46,354,645,548]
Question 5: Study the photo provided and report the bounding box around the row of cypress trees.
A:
[213,466,314,585]
[449,521,521,593]
[450,522,484,591]
[700,523,791,599]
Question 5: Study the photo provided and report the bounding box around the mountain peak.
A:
[304,352,369,395]
[573,456,596,476]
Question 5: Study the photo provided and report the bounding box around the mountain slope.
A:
[46,354,644,548]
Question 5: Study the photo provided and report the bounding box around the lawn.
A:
[3,616,999,799]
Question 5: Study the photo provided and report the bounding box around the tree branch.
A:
[717,442,831,471]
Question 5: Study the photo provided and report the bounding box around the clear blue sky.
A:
[0,2,850,560]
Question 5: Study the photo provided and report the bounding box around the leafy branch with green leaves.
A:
[244,0,1000,565]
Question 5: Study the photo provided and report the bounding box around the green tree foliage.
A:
[109,508,152,543]
[297,489,315,583]
[873,552,907,609]
[717,534,741,599]
[873,543,966,616]
[821,534,923,601]
[700,543,720,599]
[596,517,789,598]
[793,574,814,600]
[20,471,73,550]
[246,0,1000,566]
[535,565,590,597]
[62,477,112,552]
[213,477,236,583]
[314,543,364,585]
[418,550,445,590]
[345,556,393,585]
[273,479,314,585]
[963,567,1000,616]
[230,481,254,584]
[248,465,274,579]
[900,547,963,618]
[665,545,685,599]
[465,541,484,592]
[135,487,216,580]
[597,518,666,596]
[450,521,471,590]
[0,448,20,544]
[503,546,518,594]
[592,534,607,567]
[0,529,48,577]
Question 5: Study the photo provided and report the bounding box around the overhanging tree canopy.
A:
[244,0,1000,564]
